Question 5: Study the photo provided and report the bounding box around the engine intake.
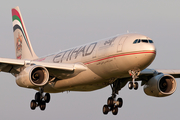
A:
[31,67,45,84]
[143,74,176,97]
[16,65,49,88]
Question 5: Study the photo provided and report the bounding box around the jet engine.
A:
[143,74,176,97]
[16,65,49,88]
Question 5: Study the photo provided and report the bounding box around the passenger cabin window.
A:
[133,39,153,44]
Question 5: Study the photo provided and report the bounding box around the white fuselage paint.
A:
[35,33,156,93]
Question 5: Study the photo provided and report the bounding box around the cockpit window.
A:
[133,39,153,44]
[141,40,148,43]
[149,40,153,43]
[133,39,138,44]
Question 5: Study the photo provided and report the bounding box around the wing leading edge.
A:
[140,68,180,78]
[0,57,87,79]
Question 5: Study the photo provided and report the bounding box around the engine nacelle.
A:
[143,74,176,97]
[16,65,49,88]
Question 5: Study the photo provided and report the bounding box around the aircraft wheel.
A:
[107,97,114,107]
[44,93,50,103]
[30,100,37,110]
[117,98,123,108]
[39,101,46,111]
[35,92,41,102]
[103,105,109,115]
[128,81,133,89]
[134,82,138,90]
[112,106,118,115]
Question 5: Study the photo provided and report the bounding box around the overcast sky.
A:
[0,0,180,120]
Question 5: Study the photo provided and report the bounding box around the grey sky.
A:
[0,0,180,119]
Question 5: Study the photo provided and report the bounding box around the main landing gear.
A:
[103,95,123,115]
[30,88,51,111]
[103,81,123,115]
[128,70,140,90]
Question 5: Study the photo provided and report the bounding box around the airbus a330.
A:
[1,6,178,115]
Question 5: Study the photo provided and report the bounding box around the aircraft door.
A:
[117,36,127,52]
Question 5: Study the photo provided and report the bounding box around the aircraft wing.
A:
[136,68,180,86]
[140,68,180,78]
[0,58,87,79]
[0,58,24,74]
[155,69,180,78]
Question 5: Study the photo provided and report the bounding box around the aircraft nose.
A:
[139,44,156,51]
[137,44,156,70]
[147,44,156,55]
[149,44,156,51]
[140,43,156,53]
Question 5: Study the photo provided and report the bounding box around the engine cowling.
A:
[143,74,176,97]
[16,65,49,88]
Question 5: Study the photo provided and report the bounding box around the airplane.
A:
[1,6,178,115]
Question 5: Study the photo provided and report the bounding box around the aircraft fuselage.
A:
[36,33,156,93]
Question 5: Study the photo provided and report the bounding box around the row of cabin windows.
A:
[133,39,153,44]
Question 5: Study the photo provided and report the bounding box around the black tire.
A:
[39,101,46,111]
[117,98,123,108]
[30,100,37,110]
[128,81,133,89]
[134,82,138,90]
[107,97,114,107]
[112,106,118,115]
[103,105,109,115]
[44,93,50,103]
[35,92,41,102]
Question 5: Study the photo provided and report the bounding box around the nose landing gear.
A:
[128,70,140,90]
[30,88,51,111]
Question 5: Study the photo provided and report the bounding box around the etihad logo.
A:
[16,33,22,59]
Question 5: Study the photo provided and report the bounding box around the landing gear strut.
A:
[103,81,123,115]
[30,88,51,110]
[128,70,140,90]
